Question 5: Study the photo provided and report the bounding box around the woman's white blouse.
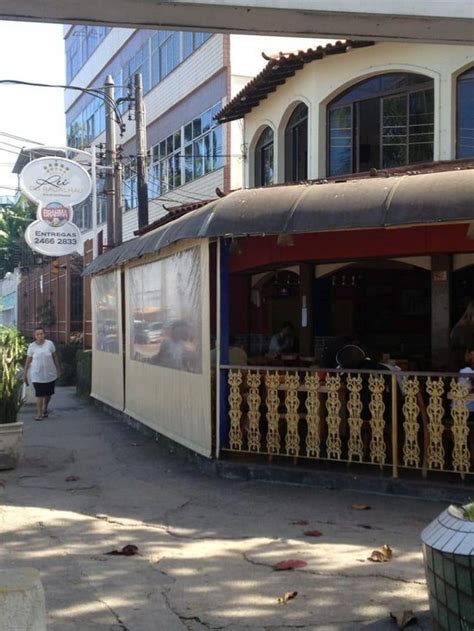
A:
[27,340,58,383]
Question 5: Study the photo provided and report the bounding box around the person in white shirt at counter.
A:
[24,327,62,421]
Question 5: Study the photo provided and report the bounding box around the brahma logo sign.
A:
[20,156,91,206]
[38,202,73,228]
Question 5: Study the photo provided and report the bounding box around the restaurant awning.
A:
[84,168,474,276]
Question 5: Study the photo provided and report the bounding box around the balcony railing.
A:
[221,366,473,479]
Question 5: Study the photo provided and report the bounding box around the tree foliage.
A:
[0,325,27,424]
[0,196,36,276]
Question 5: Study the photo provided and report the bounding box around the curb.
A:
[94,399,473,504]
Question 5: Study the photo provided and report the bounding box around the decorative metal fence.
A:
[221,366,473,479]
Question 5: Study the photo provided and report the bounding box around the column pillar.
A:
[431,254,452,368]
[218,238,230,452]
[299,263,314,356]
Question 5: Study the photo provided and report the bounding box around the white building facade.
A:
[64,26,319,248]
[216,41,474,187]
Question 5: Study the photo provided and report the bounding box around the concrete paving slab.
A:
[0,387,465,629]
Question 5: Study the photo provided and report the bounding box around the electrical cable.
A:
[0,80,124,130]
[123,162,213,202]
[0,130,45,145]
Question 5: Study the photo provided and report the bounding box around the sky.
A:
[0,21,66,197]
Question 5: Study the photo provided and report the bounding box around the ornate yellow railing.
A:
[222,366,473,479]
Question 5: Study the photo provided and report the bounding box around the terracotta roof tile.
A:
[216,40,375,123]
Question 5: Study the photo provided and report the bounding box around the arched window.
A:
[328,73,434,176]
[457,67,474,158]
[285,103,308,182]
[254,127,274,186]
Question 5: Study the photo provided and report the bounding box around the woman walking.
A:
[24,327,62,421]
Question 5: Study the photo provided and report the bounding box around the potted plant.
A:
[421,501,474,630]
[0,326,27,469]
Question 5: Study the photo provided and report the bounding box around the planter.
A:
[421,506,474,631]
[0,422,23,470]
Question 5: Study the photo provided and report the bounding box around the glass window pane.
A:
[457,68,474,158]
[204,133,212,173]
[185,144,193,182]
[329,106,352,176]
[382,95,407,168]
[166,135,174,155]
[213,127,223,169]
[173,131,181,150]
[160,159,169,193]
[194,138,204,177]
[383,145,407,167]
[193,118,202,138]
[262,144,274,186]
[202,109,212,133]
[409,89,434,163]
[160,140,166,158]
[173,154,182,188]
[184,123,193,143]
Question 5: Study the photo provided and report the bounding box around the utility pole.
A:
[114,161,123,247]
[104,75,116,248]
[135,73,149,230]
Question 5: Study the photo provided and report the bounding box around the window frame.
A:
[254,127,275,187]
[456,66,474,159]
[284,103,309,183]
[327,73,434,177]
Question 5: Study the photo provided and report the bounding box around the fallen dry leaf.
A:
[368,544,392,562]
[390,609,417,629]
[277,591,298,604]
[290,519,309,526]
[352,504,371,510]
[65,475,80,482]
[105,544,139,556]
[274,559,307,571]
[303,530,323,537]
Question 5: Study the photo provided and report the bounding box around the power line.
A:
[0,130,45,145]
[0,80,125,131]
[124,162,213,202]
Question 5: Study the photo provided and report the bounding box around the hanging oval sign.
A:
[25,220,83,257]
[20,156,91,205]
[37,201,73,228]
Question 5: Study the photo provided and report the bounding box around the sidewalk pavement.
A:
[0,387,455,630]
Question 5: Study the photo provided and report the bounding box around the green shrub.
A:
[0,326,27,424]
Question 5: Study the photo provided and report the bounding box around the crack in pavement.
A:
[241,552,425,585]
[161,587,214,630]
[37,519,131,630]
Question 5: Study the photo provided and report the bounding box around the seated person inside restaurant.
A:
[267,322,297,358]
[210,336,248,366]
